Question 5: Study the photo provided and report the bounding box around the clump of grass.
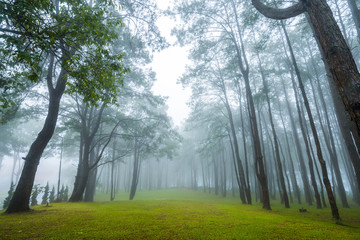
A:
[1,189,360,239]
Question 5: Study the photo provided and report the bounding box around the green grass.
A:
[1,189,360,239]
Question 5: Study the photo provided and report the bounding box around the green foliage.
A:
[58,185,69,202]
[2,182,15,209]
[0,0,129,121]
[49,186,55,203]
[30,184,41,206]
[1,189,360,239]
[63,186,69,202]
[41,183,50,205]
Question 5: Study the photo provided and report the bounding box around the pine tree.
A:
[63,186,69,202]
[30,185,41,206]
[58,185,65,202]
[41,183,50,205]
[3,182,15,209]
[49,186,55,203]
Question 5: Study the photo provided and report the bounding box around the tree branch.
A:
[251,0,305,20]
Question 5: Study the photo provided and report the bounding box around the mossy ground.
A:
[1,189,360,239]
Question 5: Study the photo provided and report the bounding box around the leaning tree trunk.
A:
[234,78,252,204]
[305,1,360,158]
[6,55,66,213]
[221,75,248,204]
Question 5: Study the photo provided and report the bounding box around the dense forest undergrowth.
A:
[1,189,360,240]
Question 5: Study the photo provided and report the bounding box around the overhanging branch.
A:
[251,0,305,20]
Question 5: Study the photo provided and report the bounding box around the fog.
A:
[1,0,360,220]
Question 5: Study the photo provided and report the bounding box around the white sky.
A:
[151,1,191,127]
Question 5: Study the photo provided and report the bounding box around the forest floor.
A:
[1,189,360,239]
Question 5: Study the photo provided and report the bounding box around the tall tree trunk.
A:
[129,140,140,200]
[230,0,269,208]
[110,140,116,201]
[69,137,91,202]
[221,149,227,198]
[280,76,313,205]
[256,47,289,208]
[6,55,67,213]
[282,20,340,220]
[84,149,97,202]
[214,156,219,196]
[347,0,360,43]
[229,132,246,203]
[334,0,350,45]
[234,78,252,203]
[69,105,105,202]
[305,32,360,201]
[220,75,248,204]
[277,99,302,204]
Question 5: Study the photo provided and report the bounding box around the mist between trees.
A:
[1,0,360,223]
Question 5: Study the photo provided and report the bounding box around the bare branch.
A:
[251,0,305,20]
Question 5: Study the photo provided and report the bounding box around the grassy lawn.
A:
[1,189,360,239]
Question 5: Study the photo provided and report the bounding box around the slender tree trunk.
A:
[110,140,116,201]
[307,68,350,208]
[201,158,206,192]
[235,79,252,203]
[229,133,246,203]
[277,99,302,204]
[214,156,219,196]
[280,76,312,205]
[347,0,360,43]
[282,20,340,220]
[256,48,289,208]
[230,0,269,208]
[334,0,350,45]
[305,32,360,201]
[221,79,248,203]
[129,140,140,200]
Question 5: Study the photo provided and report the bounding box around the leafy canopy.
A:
[0,0,129,120]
